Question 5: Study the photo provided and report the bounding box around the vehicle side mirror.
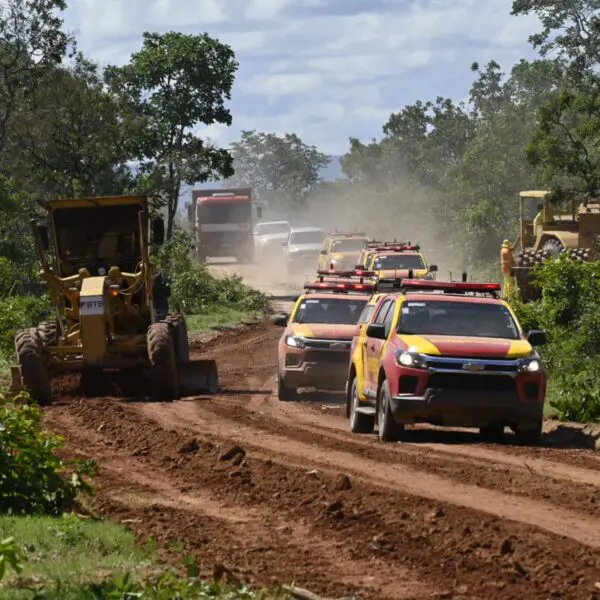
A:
[37,223,49,251]
[273,313,289,326]
[527,330,547,346]
[355,264,365,269]
[430,264,438,272]
[320,249,327,255]
[281,241,287,246]
[152,217,165,245]
[366,323,386,340]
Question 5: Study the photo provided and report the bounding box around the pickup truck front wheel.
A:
[378,379,404,442]
[349,377,374,434]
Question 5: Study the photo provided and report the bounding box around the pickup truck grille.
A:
[305,349,350,364]
[428,373,516,392]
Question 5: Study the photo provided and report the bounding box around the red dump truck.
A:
[187,187,263,263]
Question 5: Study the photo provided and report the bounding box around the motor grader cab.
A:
[12,194,218,405]
[513,190,600,301]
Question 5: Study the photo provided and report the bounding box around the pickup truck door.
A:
[364,299,394,396]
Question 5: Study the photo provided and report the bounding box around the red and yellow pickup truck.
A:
[345,278,548,444]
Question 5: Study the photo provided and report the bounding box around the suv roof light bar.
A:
[304,281,375,293]
[317,269,376,278]
[400,279,501,297]
[371,244,420,252]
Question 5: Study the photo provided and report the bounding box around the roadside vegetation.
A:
[0,392,289,598]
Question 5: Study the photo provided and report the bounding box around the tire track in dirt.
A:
[47,400,433,600]
[138,397,600,548]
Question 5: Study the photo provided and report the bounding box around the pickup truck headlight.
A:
[285,335,305,348]
[518,357,541,373]
[395,350,427,369]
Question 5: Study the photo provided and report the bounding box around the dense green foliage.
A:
[0,395,95,515]
[511,256,600,421]
[156,233,270,315]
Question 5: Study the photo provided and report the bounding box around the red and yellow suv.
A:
[346,278,548,444]
[273,271,375,401]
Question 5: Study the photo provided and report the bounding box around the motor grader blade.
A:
[177,359,219,396]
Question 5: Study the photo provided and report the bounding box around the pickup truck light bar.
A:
[363,239,413,246]
[316,269,376,278]
[326,231,367,237]
[400,279,501,296]
[371,244,420,252]
[304,280,375,293]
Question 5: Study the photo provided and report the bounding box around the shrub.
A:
[0,295,52,360]
[511,255,600,422]
[156,231,271,316]
[0,394,96,515]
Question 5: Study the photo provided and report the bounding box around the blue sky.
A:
[63,0,541,157]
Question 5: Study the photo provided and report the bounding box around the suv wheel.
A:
[377,379,404,442]
[479,423,505,442]
[277,371,297,401]
[349,377,374,434]
[514,420,543,446]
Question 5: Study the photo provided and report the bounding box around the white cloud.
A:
[64,0,542,155]
[245,0,291,20]
[240,73,322,96]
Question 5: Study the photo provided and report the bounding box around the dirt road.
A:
[44,262,600,599]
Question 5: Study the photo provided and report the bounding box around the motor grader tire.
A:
[165,314,190,362]
[15,327,52,406]
[147,322,180,401]
[38,320,58,347]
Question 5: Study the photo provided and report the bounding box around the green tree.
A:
[0,0,71,159]
[228,130,331,206]
[511,0,599,76]
[9,53,132,198]
[104,31,238,238]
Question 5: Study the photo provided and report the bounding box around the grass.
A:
[185,304,261,334]
[0,513,154,598]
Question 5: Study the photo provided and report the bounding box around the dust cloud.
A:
[255,176,469,285]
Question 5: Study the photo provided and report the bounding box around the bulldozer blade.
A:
[177,359,219,396]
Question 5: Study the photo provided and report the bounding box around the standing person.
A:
[500,236,520,299]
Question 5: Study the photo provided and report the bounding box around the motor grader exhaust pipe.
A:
[177,359,219,396]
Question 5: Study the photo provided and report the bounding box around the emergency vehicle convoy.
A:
[345,277,548,444]
[273,254,549,445]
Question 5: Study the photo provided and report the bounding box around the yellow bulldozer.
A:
[12,194,218,405]
[513,190,600,301]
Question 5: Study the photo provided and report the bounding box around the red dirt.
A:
[44,319,600,600]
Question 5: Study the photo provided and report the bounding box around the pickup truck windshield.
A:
[373,254,425,270]
[257,223,289,235]
[293,297,368,325]
[290,231,325,245]
[331,238,368,252]
[397,300,520,340]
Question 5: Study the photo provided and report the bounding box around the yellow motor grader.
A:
[512,190,600,301]
[12,194,218,405]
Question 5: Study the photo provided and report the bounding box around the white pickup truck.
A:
[254,221,291,260]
